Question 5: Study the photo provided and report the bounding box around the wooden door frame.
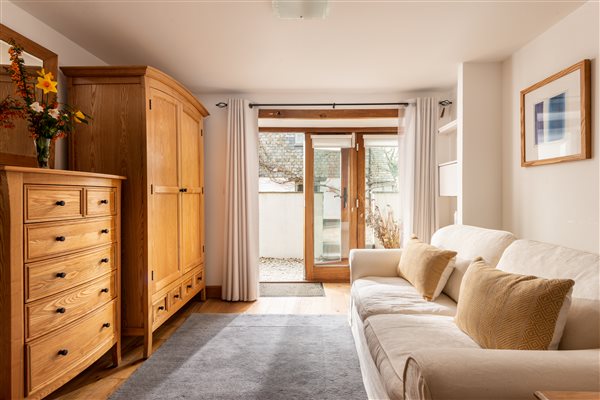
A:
[304,132,358,282]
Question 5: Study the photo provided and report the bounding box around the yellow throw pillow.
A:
[455,259,575,350]
[397,235,457,301]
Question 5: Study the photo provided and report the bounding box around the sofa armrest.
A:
[404,348,600,400]
[349,249,402,283]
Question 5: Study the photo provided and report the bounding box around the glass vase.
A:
[33,137,51,169]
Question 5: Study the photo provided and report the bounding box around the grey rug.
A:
[259,282,325,297]
[111,314,366,400]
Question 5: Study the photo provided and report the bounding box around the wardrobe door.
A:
[179,106,204,274]
[148,88,181,292]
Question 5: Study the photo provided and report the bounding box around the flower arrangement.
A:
[0,41,90,168]
[366,203,401,249]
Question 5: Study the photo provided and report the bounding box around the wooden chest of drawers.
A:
[0,166,125,400]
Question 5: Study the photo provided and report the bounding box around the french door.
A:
[305,133,400,281]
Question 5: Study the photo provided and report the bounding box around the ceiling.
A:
[12,0,584,94]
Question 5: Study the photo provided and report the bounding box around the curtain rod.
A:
[215,100,453,109]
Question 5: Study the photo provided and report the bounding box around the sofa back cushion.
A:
[432,225,516,302]
[497,239,600,349]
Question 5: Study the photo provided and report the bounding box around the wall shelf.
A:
[438,119,457,135]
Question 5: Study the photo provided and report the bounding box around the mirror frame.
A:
[0,23,58,167]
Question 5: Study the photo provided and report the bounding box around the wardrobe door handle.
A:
[101,229,109,234]
[56,307,66,314]
[174,294,180,299]
[187,285,193,289]
[100,199,109,204]
[58,349,69,356]
[56,272,67,278]
[101,258,110,263]
[100,288,109,293]
[56,236,66,242]
[103,322,111,328]
[158,306,165,311]
[55,200,65,206]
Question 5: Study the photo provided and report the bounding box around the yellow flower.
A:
[74,110,85,123]
[36,74,58,94]
[36,68,54,80]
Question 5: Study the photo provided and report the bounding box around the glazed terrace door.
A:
[305,134,358,281]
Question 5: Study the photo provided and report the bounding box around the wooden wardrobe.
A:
[62,66,208,357]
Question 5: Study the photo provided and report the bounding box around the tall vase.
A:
[33,137,51,168]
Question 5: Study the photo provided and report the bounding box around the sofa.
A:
[349,224,600,400]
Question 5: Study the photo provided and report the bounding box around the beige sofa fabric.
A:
[497,239,600,350]
[350,249,403,282]
[404,348,600,400]
[352,277,457,322]
[431,225,516,302]
[455,259,574,350]
[365,314,479,400]
[397,237,457,301]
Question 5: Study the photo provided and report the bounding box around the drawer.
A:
[169,286,183,309]
[193,267,205,289]
[151,295,169,329]
[26,273,116,340]
[86,188,116,217]
[25,217,115,261]
[25,185,83,222]
[27,300,116,395]
[26,245,115,302]
[182,276,195,300]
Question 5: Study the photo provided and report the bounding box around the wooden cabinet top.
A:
[0,166,126,180]
[61,65,209,117]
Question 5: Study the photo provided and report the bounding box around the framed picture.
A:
[520,59,591,167]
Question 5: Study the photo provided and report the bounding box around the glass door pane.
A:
[313,147,353,265]
[364,137,401,249]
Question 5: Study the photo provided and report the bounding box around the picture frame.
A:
[520,59,591,167]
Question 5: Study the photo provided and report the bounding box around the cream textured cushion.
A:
[455,259,575,350]
[397,236,457,301]
[441,257,473,303]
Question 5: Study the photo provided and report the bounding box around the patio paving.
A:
[259,257,305,281]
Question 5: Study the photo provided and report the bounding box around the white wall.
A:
[458,62,503,229]
[502,0,599,253]
[1,1,107,168]
[259,193,304,258]
[197,90,451,286]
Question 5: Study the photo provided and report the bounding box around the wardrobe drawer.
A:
[86,188,116,217]
[169,286,183,309]
[26,273,116,340]
[26,245,115,302]
[25,186,83,222]
[25,217,115,261]
[193,267,205,288]
[151,295,169,329]
[182,276,195,300]
[26,301,116,395]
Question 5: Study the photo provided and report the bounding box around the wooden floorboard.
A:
[45,282,351,400]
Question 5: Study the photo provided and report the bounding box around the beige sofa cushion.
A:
[364,314,479,400]
[497,239,600,350]
[456,259,574,350]
[397,236,457,301]
[351,277,457,322]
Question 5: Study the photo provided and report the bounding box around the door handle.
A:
[343,187,348,209]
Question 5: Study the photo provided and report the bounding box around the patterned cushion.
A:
[455,259,574,350]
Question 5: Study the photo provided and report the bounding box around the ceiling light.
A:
[272,0,329,20]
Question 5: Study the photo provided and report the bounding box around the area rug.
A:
[110,314,366,400]
[259,282,325,297]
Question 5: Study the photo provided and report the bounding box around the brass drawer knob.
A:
[187,284,192,289]
[57,349,69,356]
[100,199,109,204]
[56,236,66,242]
[56,307,66,314]
[55,200,66,206]
[56,272,67,278]
[102,322,111,328]
[158,306,165,311]
[100,288,109,293]
[174,294,180,299]
[100,258,110,263]
[101,229,110,234]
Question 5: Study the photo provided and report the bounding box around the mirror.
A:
[0,23,58,168]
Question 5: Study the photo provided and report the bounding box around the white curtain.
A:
[398,98,438,244]
[222,99,259,301]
